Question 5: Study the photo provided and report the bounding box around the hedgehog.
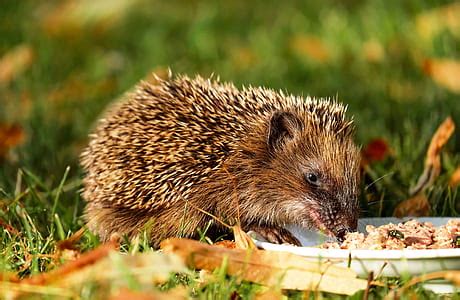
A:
[81,74,361,246]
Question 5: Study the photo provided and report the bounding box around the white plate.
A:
[255,217,460,293]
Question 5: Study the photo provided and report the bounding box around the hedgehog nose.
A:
[336,228,351,242]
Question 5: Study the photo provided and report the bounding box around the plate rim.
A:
[255,240,460,259]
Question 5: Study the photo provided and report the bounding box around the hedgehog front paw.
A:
[247,225,301,246]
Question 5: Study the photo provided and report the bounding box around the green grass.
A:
[1,0,459,298]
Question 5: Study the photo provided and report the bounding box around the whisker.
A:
[365,172,394,191]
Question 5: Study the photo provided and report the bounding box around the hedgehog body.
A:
[81,75,361,246]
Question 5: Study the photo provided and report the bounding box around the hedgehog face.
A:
[263,110,361,240]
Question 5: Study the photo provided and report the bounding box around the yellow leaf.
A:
[232,225,257,250]
[415,3,460,40]
[161,238,367,295]
[290,35,330,64]
[449,167,460,188]
[41,0,139,36]
[424,59,460,94]
[0,44,34,85]
[362,40,385,63]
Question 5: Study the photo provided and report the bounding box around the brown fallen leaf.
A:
[23,240,119,286]
[0,44,34,85]
[2,251,186,299]
[410,117,455,195]
[449,166,460,188]
[0,124,25,160]
[361,138,390,166]
[57,227,86,251]
[55,228,87,263]
[55,251,186,289]
[423,59,460,94]
[290,35,330,64]
[393,193,431,218]
[0,282,75,299]
[214,240,237,249]
[161,238,367,295]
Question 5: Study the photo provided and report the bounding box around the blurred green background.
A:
[1,0,459,230]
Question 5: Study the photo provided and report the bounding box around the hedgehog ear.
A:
[267,111,302,153]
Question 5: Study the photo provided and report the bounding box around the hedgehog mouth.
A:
[300,210,334,237]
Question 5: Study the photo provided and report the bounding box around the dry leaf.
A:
[161,238,367,295]
[57,227,86,251]
[423,59,460,94]
[361,138,390,166]
[24,240,119,285]
[415,2,460,40]
[55,252,186,288]
[0,124,25,160]
[56,228,87,262]
[290,35,330,63]
[2,251,186,299]
[41,0,139,36]
[0,44,34,85]
[444,271,460,286]
[214,240,237,249]
[410,117,455,195]
[449,167,460,188]
[362,40,385,63]
[233,225,257,249]
[0,282,74,299]
[393,193,430,218]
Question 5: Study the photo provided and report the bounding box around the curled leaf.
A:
[410,117,455,195]
[232,225,257,250]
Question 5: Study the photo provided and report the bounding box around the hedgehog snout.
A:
[311,196,358,239]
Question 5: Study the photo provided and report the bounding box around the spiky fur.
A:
[81,74,360,246]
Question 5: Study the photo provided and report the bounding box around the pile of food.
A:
[322,219,460,250]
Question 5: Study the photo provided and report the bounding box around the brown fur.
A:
[81,74,361,246]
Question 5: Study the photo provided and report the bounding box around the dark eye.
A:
[305,173,319,186]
